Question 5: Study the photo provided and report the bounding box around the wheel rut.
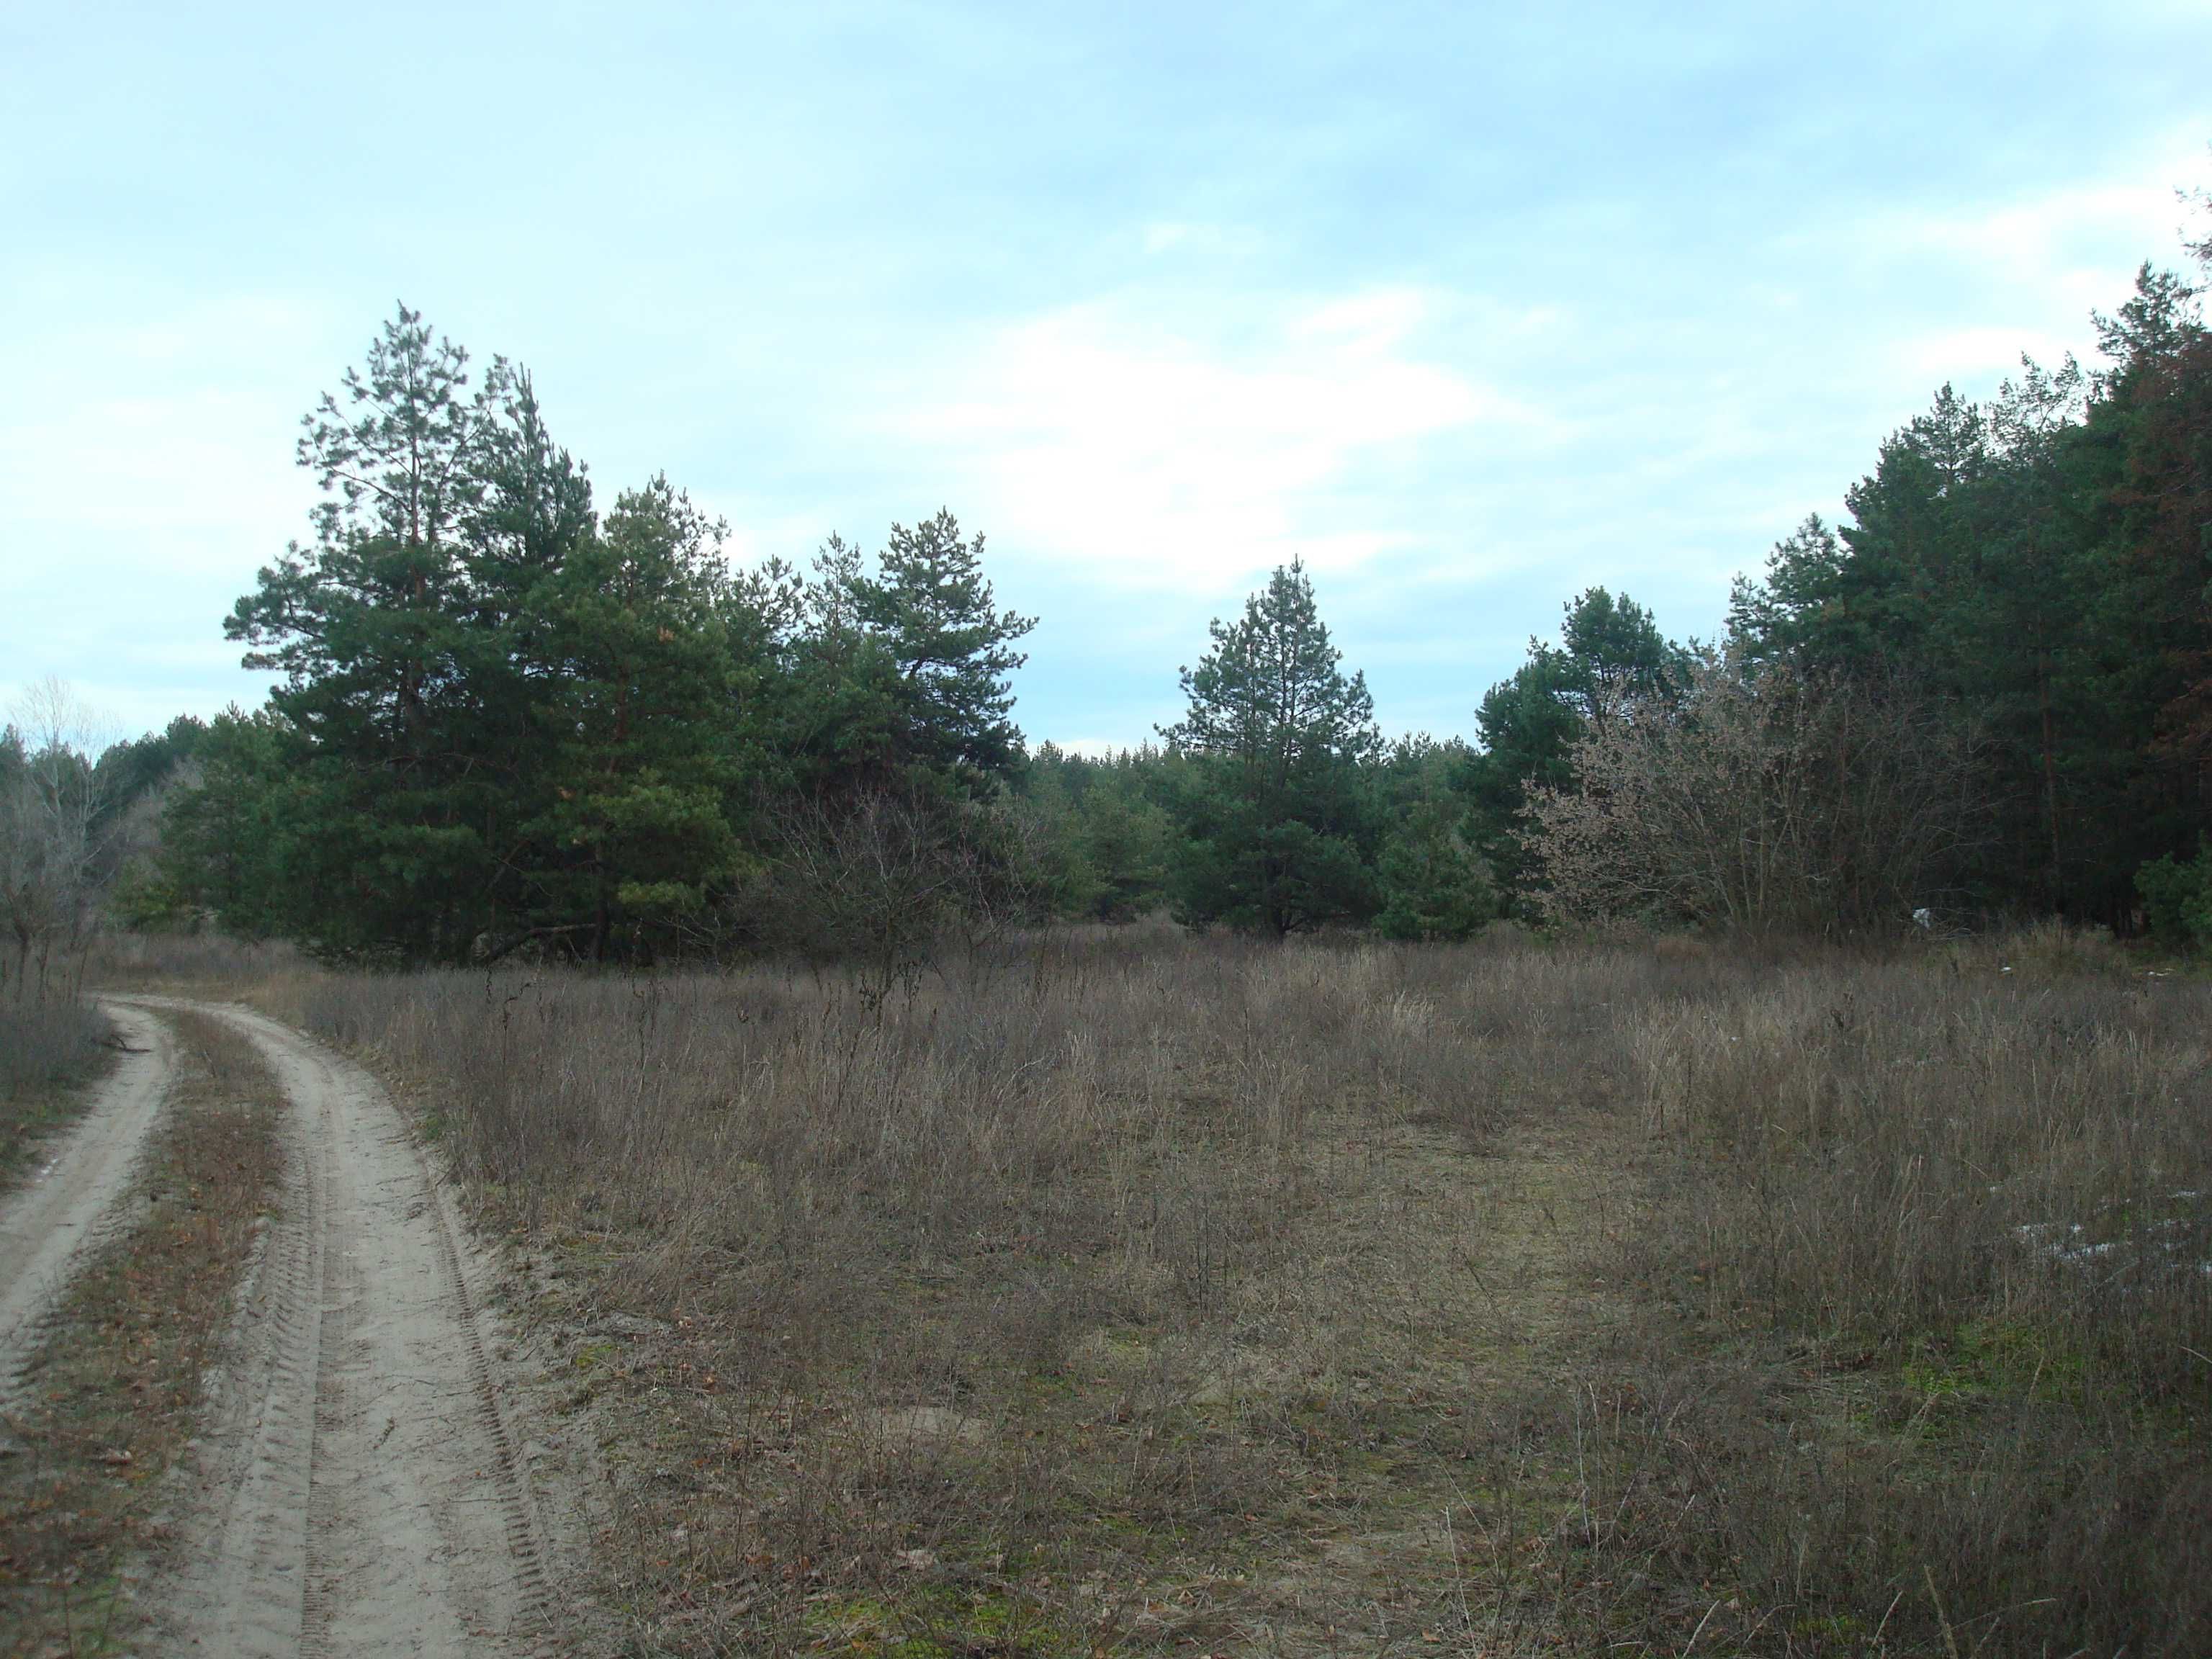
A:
[0,998,175,1411]
[128,997,557,1658]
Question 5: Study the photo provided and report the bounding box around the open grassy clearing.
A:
[307,931,1661,1659]
[98,925,2212,1656]
[0,1010,286,1658]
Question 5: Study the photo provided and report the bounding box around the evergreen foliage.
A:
[166,307,1040,962]
[1725,255,2212,926]
[1159,562,1381,935]
[1465,588,1685,908]
[2136,842,2212,948]
[65,219,2212,954]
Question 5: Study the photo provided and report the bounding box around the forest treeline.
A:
[6,219,2211,973]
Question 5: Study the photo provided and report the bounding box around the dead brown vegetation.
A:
[1526,655,1987,936]
[0,1011,287,1657]
[0,997,112,1187]
[108,923,2212,1656]
[1583,931,2212,1655]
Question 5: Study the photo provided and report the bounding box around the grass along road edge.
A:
[0,1009,284,1658]
[0,1002,173,1403]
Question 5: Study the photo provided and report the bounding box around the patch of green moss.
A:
[572,1339,621,1373]
[802,1584,1078,1658]
[1901,1318,2085,1406]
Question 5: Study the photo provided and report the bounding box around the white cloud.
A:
[1872,131,2209,306]
[0,289,324,558]
[0,391,299,542]
[1910,176,2186,276]
[1893,323,2081,384]
[903,287,1539,592]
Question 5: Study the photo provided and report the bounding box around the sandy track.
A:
[127,999,556,1658]
[0,998,174,1406]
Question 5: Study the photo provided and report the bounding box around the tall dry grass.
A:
[288,927,1701,1346]
[1588,945,2212,1655]
[88,930,302,993]
[1,950,112,1184]
[116,922,2212,1655]
[0,994,105,1104]
[266,928,1727,1651]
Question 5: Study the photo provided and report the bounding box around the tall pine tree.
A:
[1161,562,1381,935]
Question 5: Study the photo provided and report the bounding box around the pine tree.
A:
[1465,588,1682,909]
[521,478,744,961]
[853,509,1036,788]
[1161,562,1381,935]
[225,305,500,955]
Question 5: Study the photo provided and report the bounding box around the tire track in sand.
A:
[0,999,175,1409]
[127,998,556,1658]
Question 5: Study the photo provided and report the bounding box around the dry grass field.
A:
[94,925,2212,1657]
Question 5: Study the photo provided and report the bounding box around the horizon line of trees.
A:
[10,214,2211,966]
[1016,222,2212,945]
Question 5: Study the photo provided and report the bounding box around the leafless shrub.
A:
[740,785,1050,1007]
[1527,653,1987,936]
[2,678,125,1007]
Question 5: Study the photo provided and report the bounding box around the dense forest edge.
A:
[4,193,2212,1659]
[6,201,2212,984]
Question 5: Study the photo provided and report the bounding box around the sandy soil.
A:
[119,998,560,1658]
[0,997,174,1407]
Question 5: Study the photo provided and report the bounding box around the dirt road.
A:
[0,999,174,1406]
[93,998,558,1657]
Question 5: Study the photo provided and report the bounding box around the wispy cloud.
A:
[906,286,1539,591]
[1906,171,2198,278]
[1854,134,2211,326]
[6,3,2208,748]
[1,289,326,550]
[1893,325,2082,383]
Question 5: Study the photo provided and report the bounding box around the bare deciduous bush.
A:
[2,678,124,1006]
[741,786,1051,1006]
[0,682,133,1135]
[1528,655,1986,935]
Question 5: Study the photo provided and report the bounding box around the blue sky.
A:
[3,1,2207,752]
